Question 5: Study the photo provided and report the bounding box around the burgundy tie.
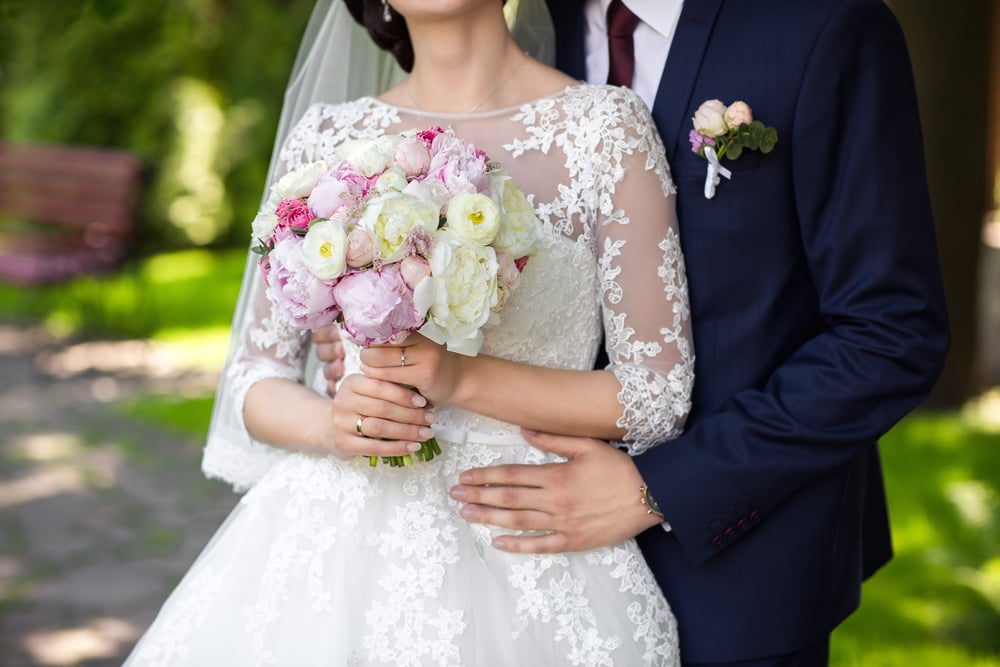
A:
[606,0,641,87]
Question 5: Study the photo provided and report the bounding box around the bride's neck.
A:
[404,11,526,114]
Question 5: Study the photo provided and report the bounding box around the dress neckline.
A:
[367,82,590,120]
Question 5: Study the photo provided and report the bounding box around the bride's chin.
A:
[389,0,502,24]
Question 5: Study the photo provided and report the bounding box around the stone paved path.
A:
[0,326,238,666]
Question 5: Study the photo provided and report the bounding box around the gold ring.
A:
[356,416,365,435]
[400,348,406,367]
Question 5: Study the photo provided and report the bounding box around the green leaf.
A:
[727,142,744,160]
[760,126,779,153]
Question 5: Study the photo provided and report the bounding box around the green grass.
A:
[831,409,1000,666]
[0,247,248,339]
[116,393,216,440]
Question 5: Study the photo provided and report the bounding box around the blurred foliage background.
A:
[0,0,314,251]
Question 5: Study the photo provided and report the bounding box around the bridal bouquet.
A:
[250,127,540,465]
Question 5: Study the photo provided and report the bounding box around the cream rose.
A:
[445,192,501,246]
[358,193,440,262]
[374,166,409,194]
[419,231,500,356]
[493,180,540,258]
[725,100,753,128]
[301,219,348,280]
[692,99,728,137]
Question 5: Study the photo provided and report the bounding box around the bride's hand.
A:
[327,373,437,459]
[360,334,464,405]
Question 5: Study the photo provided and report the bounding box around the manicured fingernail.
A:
[424,411,436,424]
[411,394,427,407]
[419,427,434,439]
[406,442,422,452]
[493,537,510,550]
[450,487,467,500]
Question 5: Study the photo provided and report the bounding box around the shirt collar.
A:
[598,0,684,39]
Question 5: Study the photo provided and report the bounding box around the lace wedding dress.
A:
[125,84,693,667]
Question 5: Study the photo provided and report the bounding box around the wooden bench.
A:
[0,142,144,285]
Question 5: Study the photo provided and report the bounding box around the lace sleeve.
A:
[592,88,695,455]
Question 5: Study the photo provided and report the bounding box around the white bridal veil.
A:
[203,0,556,491]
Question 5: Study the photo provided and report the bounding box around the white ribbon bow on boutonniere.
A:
[689,99,778,199]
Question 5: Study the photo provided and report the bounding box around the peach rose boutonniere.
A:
[690,99,778,199]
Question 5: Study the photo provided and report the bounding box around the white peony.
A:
[335,136,399,177]
[445,192,501,246]
[358,192,440,262]
[271,161,329,200]
[403,177,451,213]
[301,219,348,280]
[419,231,499,356]
[251,209,279,242]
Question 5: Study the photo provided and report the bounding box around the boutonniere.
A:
[689,99,778,199]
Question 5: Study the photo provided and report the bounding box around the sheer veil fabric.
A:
[203,0,556,491]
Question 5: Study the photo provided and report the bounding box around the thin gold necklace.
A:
[406,51,529,114]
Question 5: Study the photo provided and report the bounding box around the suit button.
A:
[737,518,747,530]
[749,510,761,523]
[712,536,725,548]
[724,527,736,539]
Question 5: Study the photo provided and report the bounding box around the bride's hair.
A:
[343,0,414,72]
[343,0,511,74]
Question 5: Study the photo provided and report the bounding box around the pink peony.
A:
[345,227,375,267]
[308,174,354,218]
[427,131,490,196]
[332,263,427,346]
[264,236,340,330]
[275,199,316,234]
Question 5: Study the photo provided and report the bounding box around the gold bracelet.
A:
[640,483,665,519]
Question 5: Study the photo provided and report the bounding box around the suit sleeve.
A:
[634,0,950,564]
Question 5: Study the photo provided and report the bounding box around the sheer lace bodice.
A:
[205,84,693,491]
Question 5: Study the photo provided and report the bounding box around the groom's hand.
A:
[449,430,663,553]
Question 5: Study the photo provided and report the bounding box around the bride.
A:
[125,0,693,664]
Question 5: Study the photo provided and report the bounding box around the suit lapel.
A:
[653,0,724,161]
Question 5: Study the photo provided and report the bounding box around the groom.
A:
[316,0,949,664]
[445,0,949,665]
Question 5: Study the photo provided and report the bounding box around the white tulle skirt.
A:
[124,428,680,666]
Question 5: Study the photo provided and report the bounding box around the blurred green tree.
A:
[0,0,315,249]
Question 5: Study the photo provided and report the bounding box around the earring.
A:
[382,0,392,22]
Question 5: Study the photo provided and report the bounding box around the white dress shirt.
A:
[583,0,684,109]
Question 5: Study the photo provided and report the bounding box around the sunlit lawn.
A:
[2,248,999,665]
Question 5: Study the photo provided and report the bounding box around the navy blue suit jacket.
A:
[546,0,950,661]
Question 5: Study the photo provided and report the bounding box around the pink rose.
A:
[275,199,316,234]
[725,100,753,128]
[394,137,432,178]
[332,263,427,346]
[345,227,375,267]
[416,126,445,146]
[264,236,340,330]
[399,255,431,290]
